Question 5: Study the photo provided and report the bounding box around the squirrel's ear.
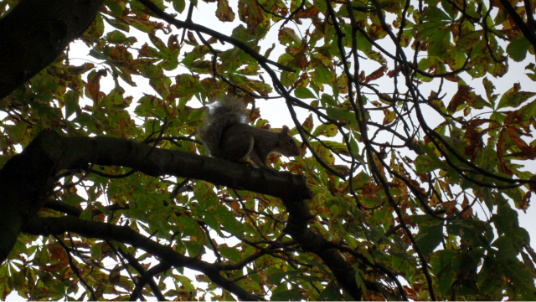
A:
[282,125,290,133]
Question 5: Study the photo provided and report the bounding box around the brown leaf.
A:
[497,130,513,175]
[292,50,308,69]
[461,194,473,218]
[365,65,387,83]
[168,34,179,50]
[464,119,485,158]
[86,69,106,102]
[447,85,471,113]
[506,126,536,158]
[302,114,313,132]
[49,244,68,263]
[443,200,457,215]
[295,6,320,18]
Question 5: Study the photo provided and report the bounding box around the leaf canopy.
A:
[1,0,536,300]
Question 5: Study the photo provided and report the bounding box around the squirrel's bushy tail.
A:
[198,96,247,157]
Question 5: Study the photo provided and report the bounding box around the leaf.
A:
[364,65,387,83]
[497,83,536,109]
[149,33,166,51]
[278,27,300,45]
[312,124,338,137]
[326,107,354,122]
[447,85,471,113]
[315,63,332,84]
[415,220,443,256]
[271,287,303,300]
[382,108,396,125]
[423,6,451,21]
[294,86,316,99]
[6,122,28,143]
[415,20,447,42]
[175,275,196,291]
[64,90,80,119]
[302,114,313,132]
[428,28,451,57]
[318,284,344,300]
[219,244,242,262]
[216,0,235,21]
[447,218,494,247]
[415,145,448,174]
[430,250,456,294]
[86,69,107,102]
[106,30,136,45]
[173,0,186,13]
[323,141,350,155]
[217,206,244,235]
[506,37,531,62]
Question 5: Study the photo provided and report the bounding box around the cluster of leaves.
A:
[1,0,536,300]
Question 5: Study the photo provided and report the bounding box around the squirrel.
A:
[198,96,300,168]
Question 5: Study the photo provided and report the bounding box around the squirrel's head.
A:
[279,126,300,157]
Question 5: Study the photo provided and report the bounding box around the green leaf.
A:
[91,243,102,259]
[428,28,451,57]
[415,220,443,256]
[506,37,530,62]
[278,27,300,45]
[106,30,133,45]
[271,287,303,300]
[496,83,536,109]
[326,107,354,122]
[64,90,80,118]
[493,201,519,236]
[423,6,451,21]
[217,206,244,235]
[219,245,242,262]
[294,86,316,99]
[173,0,186,13]
[175,275,196,292]
[6,122,28,143]
[318,283,344,300]
[414,146,447,174]
[447,218,494,247]
[312,124,338,137]
[315,63,332,84]
[415,21,448,41]
[430,250,456,294]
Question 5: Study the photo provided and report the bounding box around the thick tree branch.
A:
[0,0,105,99]
[37,130,311,201]
[282,211,364,300]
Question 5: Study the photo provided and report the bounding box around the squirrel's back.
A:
[198,96,248,157]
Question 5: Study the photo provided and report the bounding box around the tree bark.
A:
[0,0,105,99]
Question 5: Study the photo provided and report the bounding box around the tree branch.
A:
[136,0,293,73]
[498,0,536,49]
[126,258,170,301]
[0,0,105,98]
[23,215,263,301]
[37,130,311,201]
